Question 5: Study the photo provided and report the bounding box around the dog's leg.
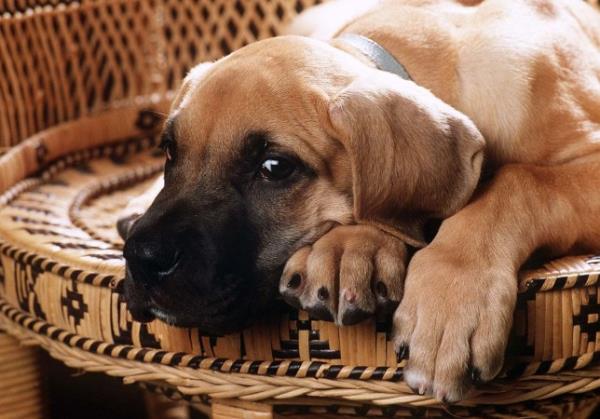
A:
[116,175,163,239]
[280,224,408,325]
[393,157,600,403]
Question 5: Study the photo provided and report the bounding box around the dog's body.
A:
[121,0,600,403]
[295,0,600,164]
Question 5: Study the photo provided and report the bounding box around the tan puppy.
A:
[121,0,600,403]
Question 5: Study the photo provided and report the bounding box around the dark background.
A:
[42,351,207,419]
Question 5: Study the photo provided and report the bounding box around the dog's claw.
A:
[374,281,400,314]
[305,303,335,322]
[396,344,409,361]
[470,367,482,385]
[340,306,371,325]
[281,292,302,310]
[280,273,304,309]
[375,281,388,297]
[376,298,400,315]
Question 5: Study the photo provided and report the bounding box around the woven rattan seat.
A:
[1,1,600,417]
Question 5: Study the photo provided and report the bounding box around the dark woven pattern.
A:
[0,0,322,146]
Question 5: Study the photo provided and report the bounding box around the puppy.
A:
[121,0,600,403]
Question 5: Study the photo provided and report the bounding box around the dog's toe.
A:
[373,245,406,314]
[337,251,376,325]
[280,248,310,308]
[280,224,408,325]
[338,286,374,325]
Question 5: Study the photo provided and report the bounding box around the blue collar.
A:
[337,33,412,81]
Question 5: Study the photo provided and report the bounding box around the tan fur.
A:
[328,72,484,245]
[121,0,600,403]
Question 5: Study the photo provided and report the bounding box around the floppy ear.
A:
[328,72,485,247]
[169,62,215,112]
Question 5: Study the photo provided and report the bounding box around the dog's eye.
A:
[258,157,296,181]
[158,122,176,163]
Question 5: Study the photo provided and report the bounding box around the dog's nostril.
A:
[155,250,181,277]
[287,274,302,289]
[124,237,181,282]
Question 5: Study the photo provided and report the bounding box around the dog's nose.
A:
[124,236,180,285]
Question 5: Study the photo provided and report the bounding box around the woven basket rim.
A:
[0,297,600,407]
[3,295,600,407]
[1,291,599,383]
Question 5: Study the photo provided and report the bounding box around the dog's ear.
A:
[328,72,485,247]
[170,62,215,112]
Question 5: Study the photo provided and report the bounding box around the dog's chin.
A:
[126,290,261,335]
[157,303,257,335]
[147,306,179,326]
[123,267,284,335]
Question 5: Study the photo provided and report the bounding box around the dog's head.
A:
[123,36,484,334]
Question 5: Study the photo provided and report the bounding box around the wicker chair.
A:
[1,1,600,418]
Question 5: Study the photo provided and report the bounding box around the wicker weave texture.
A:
[0,332,45,419]
[0,0,321,146]
[4,302,600,411]
[1,0,598,146]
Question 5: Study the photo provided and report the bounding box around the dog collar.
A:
[336,33,412,81]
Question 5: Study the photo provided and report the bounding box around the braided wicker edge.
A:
[68,160,164,249]
[141,381,600,419]
[520,265,600,294]
[3,297,600,407]
[2,294,600,403]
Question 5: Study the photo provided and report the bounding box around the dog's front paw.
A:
[392,244,517,403]
[279,224,407,325]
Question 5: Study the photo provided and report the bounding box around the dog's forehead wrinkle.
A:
[220,36,360,92]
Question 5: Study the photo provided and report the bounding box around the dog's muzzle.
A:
[121,194,261,334]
